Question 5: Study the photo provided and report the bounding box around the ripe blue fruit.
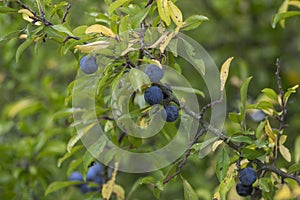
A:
[236,182,253,196]
[239,167,257,186]
[163,105,179,122]
[80,55,98,74]
[69,171,83,182]
[144,86,163,105]
[144,64,164,82]
[86,162,104,185]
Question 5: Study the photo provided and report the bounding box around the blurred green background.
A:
[0,0,299,199]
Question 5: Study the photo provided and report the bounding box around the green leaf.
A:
[108,0,132,15]
[259,177,271,193]
[228,112,241,123]
[182,178,199,200]
[241,148,264,160]
[272,11,300,28]
[172,86,205,98]
[16,37,35,63]
[182,15,209,31]
[216,148,230,181]
[284,84,299,104]
[57,145,83,167]
[52,24,75,37]
[240,76,252,119]
[45,181,83,195]
[0,6,18,14]
[262,88,278,102]
[129,68,151,92]
[230,136,253,144]
[295,136,300,163]
[196,137,218,159]
[288,163,300,174]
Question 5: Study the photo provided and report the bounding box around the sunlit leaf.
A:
[265,120,276,143]
[167,0,183,26]
[108,0,132,15]
[7,98,38,118]
[274,184,293,200]
[75,41,110,53]
[182,15,208,31]
[85,24,116,38]
[272,11,300,28]
[262,88,278,102]
[289,1,300,8]
[279,143,292,162]
[156,0,171,26]
[18,9,42,25]
[284,84,299,104]
[220,57,234,91]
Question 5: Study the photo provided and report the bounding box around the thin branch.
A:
[145,0,154,8]
[137,22,146,66]
[162,128,207,184]
[275,58,287,131]
[61,3,71,23]
[17,1,53,26]
[63,35,80,43]
[199,94,223,119]
[254,159,300,185]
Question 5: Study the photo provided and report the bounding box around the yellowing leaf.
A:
[156,0,171,26]
[265,120,276,143]
[159,32,174,53]
[279,143,292,162]
[85,24,116,38]
[112,184,125,200]
[289,1,300,8]
[279,135,287,145]
[167,0,183,26]
[212,140,223,152]
[102,162,119,200]
[18,9,41,25]
[74,41,110,53]
[8,98,38,118]
[278,0,289,28]
[275,184,292,200]
[220,57,234,91]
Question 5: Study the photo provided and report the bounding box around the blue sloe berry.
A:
[163,105,179,122]
[80,55,98,74]
[236,182,253,196]
[144,86,163,105]
[68,171,83,188]
[239,167,257,186]
[144,64,164,82]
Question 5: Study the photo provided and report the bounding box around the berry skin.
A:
[144,64,164,82]
[86,162,104,185]
[69,171,83,188]
[236,182,253,197]
[80,55,98,74]
[144,86,163,105]
[163,105,179,122]
[239,167,257,186]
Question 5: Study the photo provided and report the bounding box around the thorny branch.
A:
[162,128,207,185]
[162,59,300,190]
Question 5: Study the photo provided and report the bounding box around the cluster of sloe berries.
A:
[143,64,179,122]
[236,167,257,197]
[80,55,98,74]
[69,162,105,193]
